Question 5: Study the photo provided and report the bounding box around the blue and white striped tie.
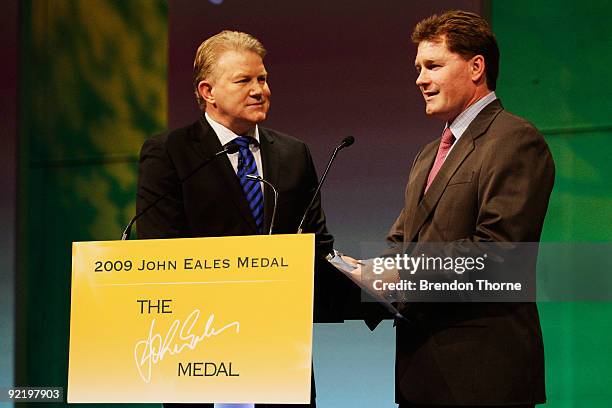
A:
[233,136,264,234]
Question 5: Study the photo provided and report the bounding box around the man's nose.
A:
[415,69,428,87]
[250,82,264,97]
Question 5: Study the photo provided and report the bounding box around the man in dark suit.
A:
[356,11,554,408]
[137,30,334,408]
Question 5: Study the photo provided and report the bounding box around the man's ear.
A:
[198,80,215,105]
[470,55,486,85]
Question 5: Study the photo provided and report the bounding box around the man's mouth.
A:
[423,91,439,100]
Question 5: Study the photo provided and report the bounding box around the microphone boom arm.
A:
[121,143,239,240]
[296,136,354,234]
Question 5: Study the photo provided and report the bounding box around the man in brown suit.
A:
[359,10,555,408]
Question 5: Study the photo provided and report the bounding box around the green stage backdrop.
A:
[18,1,167,407]
[493,1,612,406]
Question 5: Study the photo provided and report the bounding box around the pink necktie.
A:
[424,127,455,194]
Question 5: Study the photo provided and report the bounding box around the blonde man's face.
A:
[202,50,271,134]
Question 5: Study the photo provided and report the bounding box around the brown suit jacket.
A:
[380,99,555,405]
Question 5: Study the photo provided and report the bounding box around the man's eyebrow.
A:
[417,58,438,66]
[231,70,267,79]
[415,59,428,69]
[229,72,250,80]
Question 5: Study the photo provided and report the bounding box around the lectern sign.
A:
[68,234,314,403]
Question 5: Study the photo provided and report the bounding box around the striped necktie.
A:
[233,136,264,234]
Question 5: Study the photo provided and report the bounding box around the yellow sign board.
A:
[68,234,315,403]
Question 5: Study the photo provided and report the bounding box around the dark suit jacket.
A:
[373,100,554,405]
[137,116,332,249]
[136,116,343,406]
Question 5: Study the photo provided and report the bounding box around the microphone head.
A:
[341,136,355,148]
[225,142,240,154]
[246,174,261,181]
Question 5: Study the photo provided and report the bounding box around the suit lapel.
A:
[407,100,504,242]
[258,128,279,234]
[404,142,437,241]
[195,117,258,233]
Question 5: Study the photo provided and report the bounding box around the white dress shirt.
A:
[205,112,264,178]
[445,91,498,158]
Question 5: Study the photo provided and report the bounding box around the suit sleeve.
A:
[136,135,189,239]
[474,123,555,242]
[387,208,408,246]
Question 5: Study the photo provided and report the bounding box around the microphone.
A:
[296,136,355,234]
[121,142,240,240]
[246,174,278,235]
[339,135,355,149]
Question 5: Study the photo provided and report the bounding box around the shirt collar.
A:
[447,91,497,140]
[204,112,260,147]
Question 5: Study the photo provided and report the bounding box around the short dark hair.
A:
[412,10,499,91]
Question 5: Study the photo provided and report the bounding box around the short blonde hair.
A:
[193,30,267,110]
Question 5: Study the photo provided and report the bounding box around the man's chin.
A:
[248,113,268,124]
[424,106,439,117]
[234,115,267,133]
[424,107,450,121]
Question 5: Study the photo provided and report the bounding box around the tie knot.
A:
[441,127,455,146]
[234,136,258,149]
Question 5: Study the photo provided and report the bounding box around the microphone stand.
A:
[246,174,278,235]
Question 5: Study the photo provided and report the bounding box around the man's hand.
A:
[340,255,363,281]
[340,254,361,267]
